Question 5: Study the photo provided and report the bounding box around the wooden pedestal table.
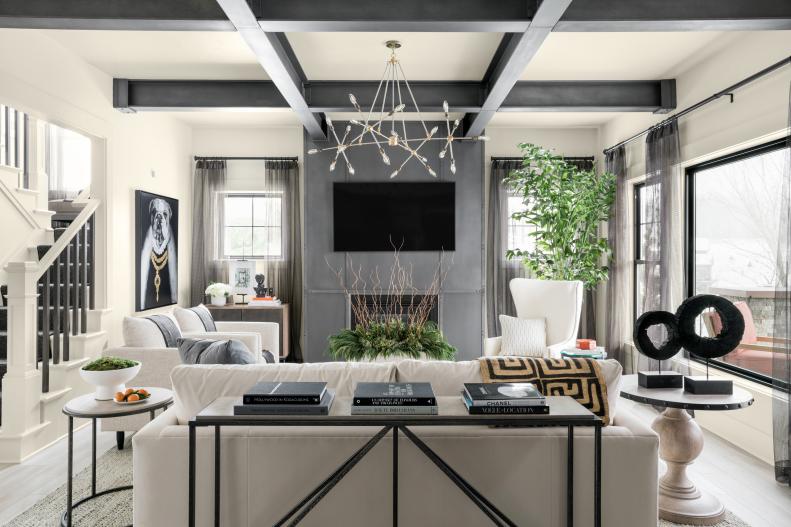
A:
[619,374,753,525]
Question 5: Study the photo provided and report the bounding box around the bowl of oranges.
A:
[114,388,151,405]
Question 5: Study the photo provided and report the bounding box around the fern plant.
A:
[329,320,456,361]
[503,143,616,290]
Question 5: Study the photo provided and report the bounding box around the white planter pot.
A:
[210,295,227,307]
[79,363,142,400]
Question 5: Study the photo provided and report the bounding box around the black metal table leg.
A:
[393,426,398,527]
[274,426,392,527]
[594,422,602,527]
[91,418,97,497]
[215,426,221,527]
[67,416,73,527]
[189,422,196,527]
[400,426,514,527]
[567,425,573,527]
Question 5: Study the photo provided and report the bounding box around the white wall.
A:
[600,31,791,464]
[0,29,194,346]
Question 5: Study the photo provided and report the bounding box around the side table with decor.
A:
[619,374,753,525]
[207,303,290,360]
[61,387,173,527]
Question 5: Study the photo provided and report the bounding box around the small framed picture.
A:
[229,260,256,300]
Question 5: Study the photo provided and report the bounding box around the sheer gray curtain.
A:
[259,160,303,362]
[605,146,631,370]
[190,159,227,305]
[486,159,526,336]
[773,83,791,484]
[566,158,597,340]
[641,119,685,371]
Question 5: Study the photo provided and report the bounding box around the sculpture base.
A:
[638,370,683,389]
[684,376,733,395]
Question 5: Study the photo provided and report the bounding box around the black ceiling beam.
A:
[216,0,326,140]
[555,0,791,31]
[464,0,573,137]
[114,79,676,114]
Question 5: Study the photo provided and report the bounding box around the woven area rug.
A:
[6,446,750,527]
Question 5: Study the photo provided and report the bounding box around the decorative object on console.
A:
[497,315,547,357]
[326,248,455,361]
[205,282,231,307]
[576,338,596,350]
[177,337,255,365]
[462,382,549,414]
[306,40,488,179]
[229,259,255,303]
[79,357,141,400]
[634,295,744,393]
[135,190,179,311]
[479,356,610,425]
[253,273,267,297]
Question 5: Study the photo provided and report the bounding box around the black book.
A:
[242,381,327,405]
[462,391,549,414]
[353,382,436,406]
[463,383,545,407]
[235,390,335,415]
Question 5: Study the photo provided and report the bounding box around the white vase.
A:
[210,295,226,307]
[79,363,142,400]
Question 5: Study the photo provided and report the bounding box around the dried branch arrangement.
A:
[325,248,456,361]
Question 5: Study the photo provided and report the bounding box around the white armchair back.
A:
[509,278,583,353]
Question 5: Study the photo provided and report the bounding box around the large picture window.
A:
[220,192,284,259]
[686,138,789,385]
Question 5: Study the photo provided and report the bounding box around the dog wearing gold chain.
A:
[139,197,178,310]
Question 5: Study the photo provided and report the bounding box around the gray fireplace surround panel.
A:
[302,122,485,363]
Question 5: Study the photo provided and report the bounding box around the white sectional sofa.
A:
[132,359,658,527]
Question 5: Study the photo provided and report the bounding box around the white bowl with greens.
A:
[80,357,141,400]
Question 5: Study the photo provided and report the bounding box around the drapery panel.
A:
[605,146,630,370]
[190,159,227,305]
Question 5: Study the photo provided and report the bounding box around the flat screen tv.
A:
[333,182,455,251]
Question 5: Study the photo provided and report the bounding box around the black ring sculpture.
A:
[633,310,681,361]
[676,294,745,359]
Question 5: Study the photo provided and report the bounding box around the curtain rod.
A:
[603,55,791,155]
[491,156,594,161]
[194,156,298,161]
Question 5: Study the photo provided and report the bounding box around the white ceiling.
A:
[162,110,301,128]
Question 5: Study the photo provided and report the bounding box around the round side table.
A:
[619,374,753,526]
[61,387,173,527]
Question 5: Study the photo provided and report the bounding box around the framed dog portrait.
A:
[135,190,179,311]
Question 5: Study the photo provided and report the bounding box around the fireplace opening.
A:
[350,294,439,329]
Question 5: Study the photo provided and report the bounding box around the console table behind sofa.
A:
[208,304,289,360]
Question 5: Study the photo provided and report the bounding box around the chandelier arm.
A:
[379,62,391,129]
[395,63,409,142]
[397,62,430,137]
[391,59,397,136]
[365,62,391,127]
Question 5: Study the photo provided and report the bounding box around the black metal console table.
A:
[189,395,602,527]
[61,387,173,527]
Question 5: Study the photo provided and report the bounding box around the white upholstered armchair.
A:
[485,278,583,358]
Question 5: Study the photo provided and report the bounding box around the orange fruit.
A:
[114,392,125,402]
[127,393,140,402]
[137,389,149,396]
[124,388,134,396]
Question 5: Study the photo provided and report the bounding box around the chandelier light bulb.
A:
[349,94,357,105]
[450,161,456,174]
[329,160,337,171]
[307,148,318,155]
[439,151,446,159]
[381,150,391,165]
[390,170,399,179]
[429,126,438,137]
[428,166,437,177]
[478,135,490,141]
[348,165,355,175]
[443,100,449,113]
[394,103,406,113]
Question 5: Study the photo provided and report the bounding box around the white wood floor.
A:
[0,406,789,526]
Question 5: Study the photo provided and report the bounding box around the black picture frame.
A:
[135,190,179,311]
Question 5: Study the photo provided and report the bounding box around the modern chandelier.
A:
[307,40,488,178]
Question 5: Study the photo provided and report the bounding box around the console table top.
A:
[619,374,753,411]
[193,395,600,427]
[208,303,288,309]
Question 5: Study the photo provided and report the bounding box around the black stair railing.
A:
[35,209,96,393]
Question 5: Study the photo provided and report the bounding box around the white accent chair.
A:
[485,278,583,358]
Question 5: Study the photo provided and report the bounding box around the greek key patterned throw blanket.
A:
[479,357,611,425]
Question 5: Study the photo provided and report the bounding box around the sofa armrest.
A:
[182,331,262,362]
[612,407,660,438]
[484,337,501,356]
[215,321,279,362]
[104,347,181,389]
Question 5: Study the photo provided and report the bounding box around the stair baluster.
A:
[52,252,61,365]
[63,243,71,362]
[89,215,95,310]
[41,269,50,393]
[72,232,79,336]
[81,223,88,334]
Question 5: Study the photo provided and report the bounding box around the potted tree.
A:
[504,143,615,291]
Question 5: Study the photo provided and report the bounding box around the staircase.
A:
[0,177,108,461]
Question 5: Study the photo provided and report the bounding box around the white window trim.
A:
[218,190,286,261]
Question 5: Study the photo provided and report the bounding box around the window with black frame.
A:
[686,137,790,385]
[220,192,284,260]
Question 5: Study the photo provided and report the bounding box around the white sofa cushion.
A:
[171,362,397,424]
[173,304,214,332]
[499,315,547,356]
[122,314,182,347]
[395,358,623,421]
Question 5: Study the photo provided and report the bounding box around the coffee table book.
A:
[242,381,327,404]
[353,382,436,406]
[461,391,550,414]
[463,382,545,407]
[235,390,335,415]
